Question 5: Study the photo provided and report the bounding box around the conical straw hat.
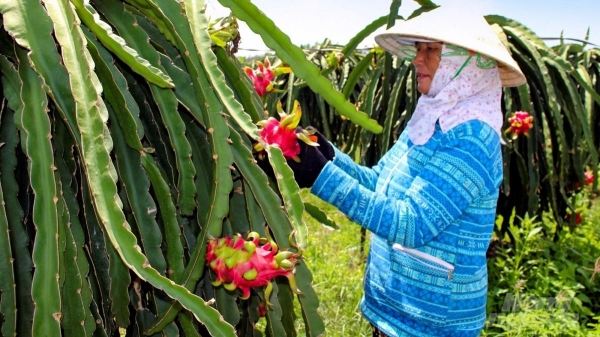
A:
[375,7,526,87]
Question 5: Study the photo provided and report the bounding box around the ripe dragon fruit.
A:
[244,57,290,97]
[565,212,583,225]
[253,100,318,162]
[505,111,534,139]
[584,170,594,186]
[206,232,303,305]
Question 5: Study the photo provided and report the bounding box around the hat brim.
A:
[374,9,526,87]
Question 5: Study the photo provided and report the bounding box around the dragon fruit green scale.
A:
[206,232,303,302]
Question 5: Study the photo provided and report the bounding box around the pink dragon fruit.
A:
[565,212,583,225]
[253,101,318,162]
[584,170,594,186]
[506,111,534,139]
[244,58,290,97]
[206,232,302,305]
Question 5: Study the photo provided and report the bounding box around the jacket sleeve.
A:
[326,145,385,192]
[311,132,501,248]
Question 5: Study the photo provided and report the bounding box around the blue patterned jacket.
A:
[311,120,503,336]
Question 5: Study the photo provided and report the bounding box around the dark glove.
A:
[255,143,327,189]
[255,150,275,179]
[254,126,331,188]
[305,126,335,161]
[287,140,328,188]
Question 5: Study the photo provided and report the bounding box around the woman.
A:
[284,8,525,337]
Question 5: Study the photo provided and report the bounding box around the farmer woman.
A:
[284,8,525,337]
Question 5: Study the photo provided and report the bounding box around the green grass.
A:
[295,190,372,337]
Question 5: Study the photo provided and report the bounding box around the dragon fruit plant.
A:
[206,232,303,306]
[253,100,318,162]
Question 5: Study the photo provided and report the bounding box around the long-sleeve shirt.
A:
[311,120,503,337]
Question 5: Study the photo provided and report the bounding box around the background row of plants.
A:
[483,186,600,336]
[0,0,598,336]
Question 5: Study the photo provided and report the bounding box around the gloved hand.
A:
[254,126,332,188]
[304,126,335,161]
[287,140,328,188]
[255,150,275,179]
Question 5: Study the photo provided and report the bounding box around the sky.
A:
[205,0,600,56]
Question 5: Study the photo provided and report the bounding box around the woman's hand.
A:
[286,140,328,188]
[304,126,335,161]
[255,126,333,188]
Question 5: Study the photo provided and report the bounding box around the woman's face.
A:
[412,42,443,95]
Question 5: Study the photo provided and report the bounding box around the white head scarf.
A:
[407,44,504,145]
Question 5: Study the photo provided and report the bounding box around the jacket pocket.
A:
[383,244,454,327]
